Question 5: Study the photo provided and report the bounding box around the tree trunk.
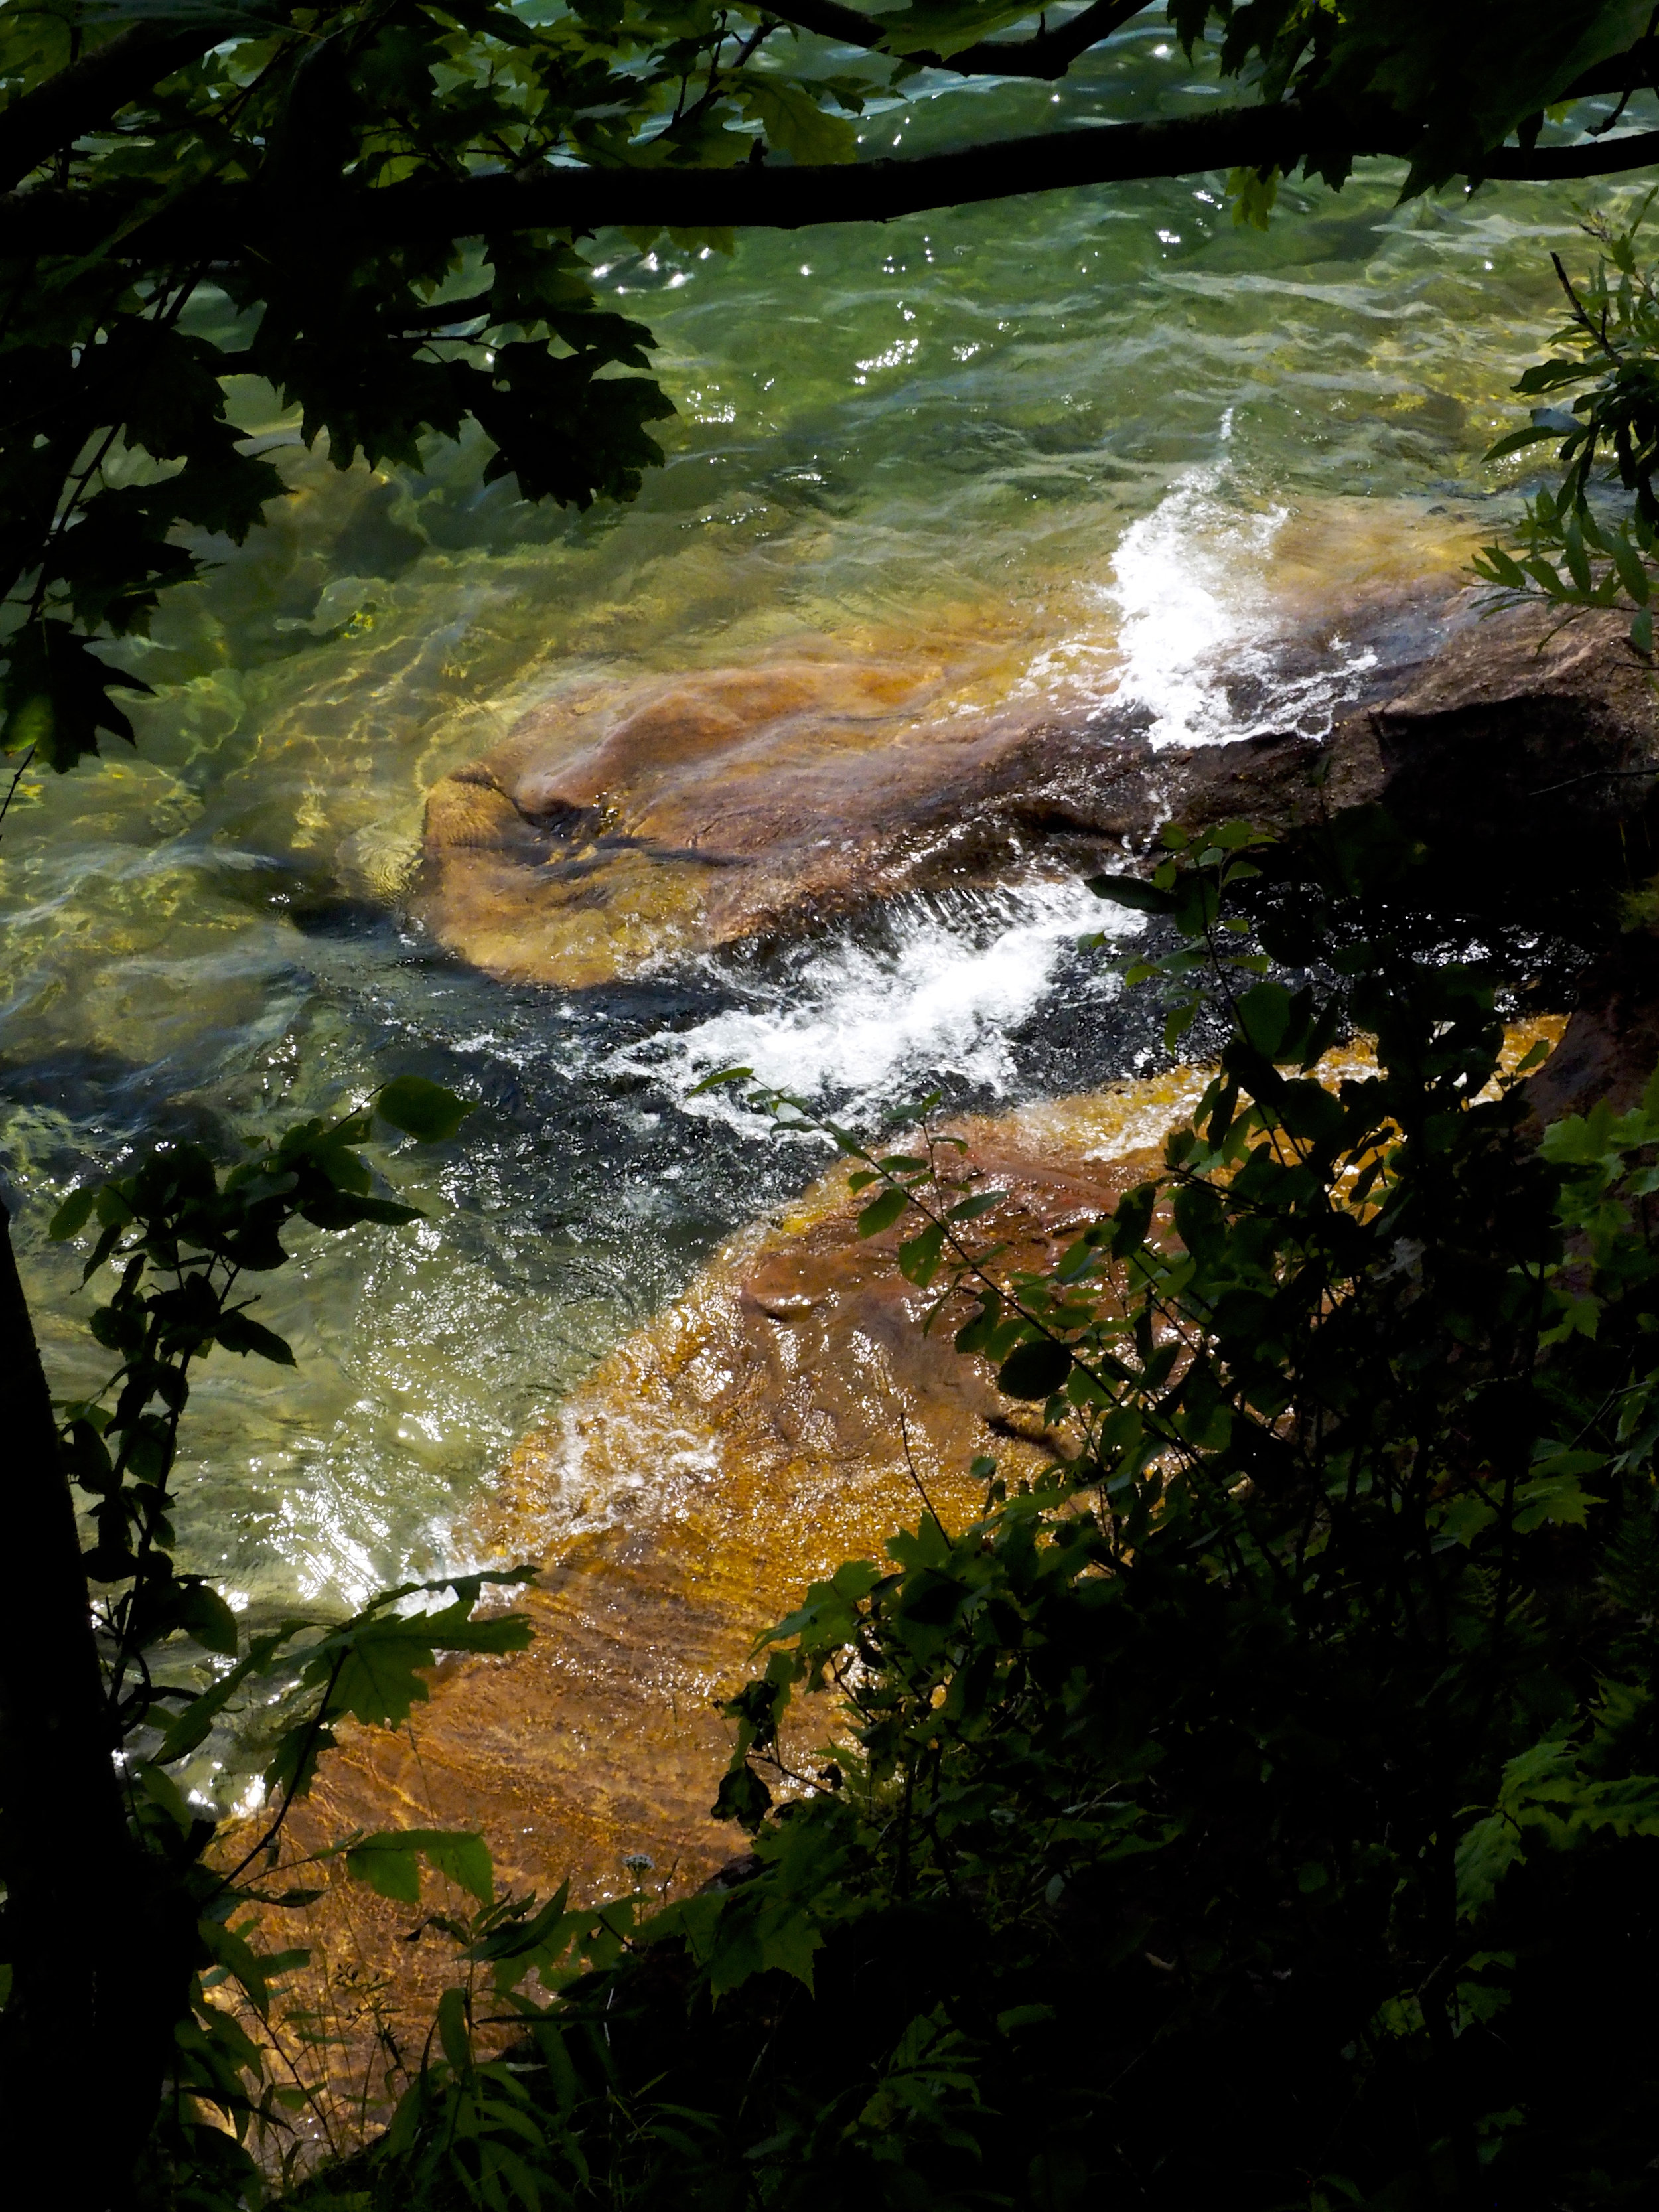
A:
[0,1202,145,2207]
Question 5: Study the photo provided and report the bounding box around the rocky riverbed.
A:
[249,571,1659,2132]
[420,587,1659,990]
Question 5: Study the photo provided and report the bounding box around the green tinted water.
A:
[1,20,1638,1617]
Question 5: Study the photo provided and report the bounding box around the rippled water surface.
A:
[3,22,1641,1615]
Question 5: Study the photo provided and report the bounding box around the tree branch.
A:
[5,105,1659,264]
[764,0,1151,80]
[398,102,1330,235]
[760,0,893,56]
[953,0,1151,78]
[0,14,260,197]
[1561,37,1659,102]
[0,103,1365,257]
[1482,125,1659,180]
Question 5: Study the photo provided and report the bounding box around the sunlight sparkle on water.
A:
[3,56,1621,1643]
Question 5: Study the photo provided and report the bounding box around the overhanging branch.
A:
[1482,126,1659,180]
[5,106,1659,263]
[0,13,263,197]
[764,0,1152,80]
[0,104,1363,258]
[390,102,1329,236]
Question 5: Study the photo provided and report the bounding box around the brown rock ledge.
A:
[256,1033,1567,2142]
[417,597,1659,989]
[259,1083,1195,2130]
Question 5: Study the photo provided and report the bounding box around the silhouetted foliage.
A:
[341,818,1659,2211]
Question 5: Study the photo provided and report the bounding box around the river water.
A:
[1,23,1632,1631]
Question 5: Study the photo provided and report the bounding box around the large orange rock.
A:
[415,648,1108,986]
[257,1083,1203,2133]
[253,1030,1570,2142]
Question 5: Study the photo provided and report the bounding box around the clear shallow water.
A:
[3,20,1648,1616]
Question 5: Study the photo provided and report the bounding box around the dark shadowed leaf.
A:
[213,1310,295,1365]
[997,1339,1073,1400]
[346,1828,494,1905]
[375,1076,476,1143]
[1088,873,1178,913]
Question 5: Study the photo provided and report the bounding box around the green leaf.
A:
[153,1627,302,1765]
[213,1310,295,1366]
[199,1917,293,2016]
[1238,980,1292,1061]
[1475,543,1530,589]
[1437,1493,1498,1548]
[946,1191,1004,1222]
[438,1985,472,2077]
[1226,161,1279,230]
[857,1187,910,1238]
[0,619,151,773]
[1512,1472,1604,1534]
[137,1761,194,1833]
[345,1828,495,1906]
[755,1899,824,1993]
[1483,425,1568,463]
[713,1761,772,1830]
[740,80,857,165]
[311,1590,534,1736]
[1609,530,1652,605]
[897,1222,945,1286]
[468,1881,584,1972]
[1455,1811,1527,1917]
[1088,873,1178,914]
[48,1187,96,1241]
[375,1076,477,1143]
[997,1339,1073,1400]
[687,1065,753,1095]
[1164,999,1200,1055]
[173,1580,240,1657]
[302,1191,423,1230]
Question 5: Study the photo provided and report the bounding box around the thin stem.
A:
[0,743,35,842]
[214,1649,350,1894]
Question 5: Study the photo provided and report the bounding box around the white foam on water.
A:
[1106,471,1290,748]
[1018,457,1380,749]
[1105,468,1386,749]
[612,876,1140,1127]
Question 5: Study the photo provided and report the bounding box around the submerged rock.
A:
[418,596,1659,988]
[417,648,1108,986]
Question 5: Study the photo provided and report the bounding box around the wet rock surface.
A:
[419,595,1659,989]
[266,1085,1196,2115]
[285,555,1659,2126]
[1524,926,1659,1126]
[261,1034,1569,2130]
[417,646,1127,986]
[1164,598,1659,863]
